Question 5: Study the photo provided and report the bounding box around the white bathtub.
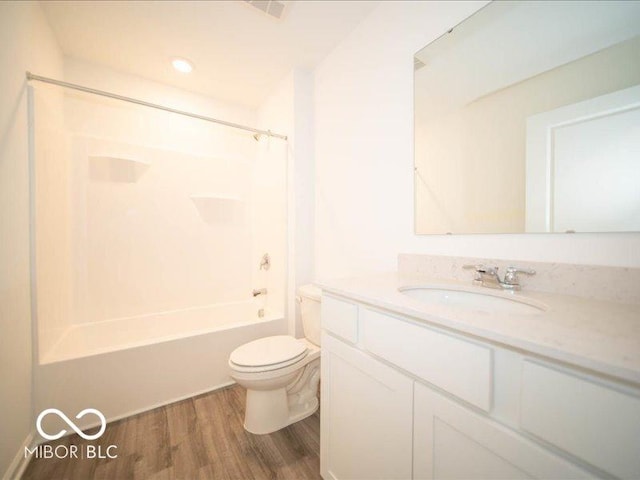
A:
[34,301,286,434]
[41,301,278,364]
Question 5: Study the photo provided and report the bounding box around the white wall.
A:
[292,70,315,335]
[0,2,63,476]
[254,72,293,332]
[31,84,73,356]
[314,0,640,280]
[257,69,314,337]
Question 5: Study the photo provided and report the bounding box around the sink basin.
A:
[399,286,547,315]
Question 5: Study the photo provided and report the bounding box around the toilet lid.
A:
[230,335,307,368]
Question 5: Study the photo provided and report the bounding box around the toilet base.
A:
[244,390,318,434]
[241,358,321,435]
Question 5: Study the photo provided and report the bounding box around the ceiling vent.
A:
[244,1,287,20]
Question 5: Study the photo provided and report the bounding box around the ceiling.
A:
[41,1,379,109]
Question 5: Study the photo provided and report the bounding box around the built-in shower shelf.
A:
[190,194,244,224]
[190,194,243,202]
[88,154,150,183]
[88,155,150,165]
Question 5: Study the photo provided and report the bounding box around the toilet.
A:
[229,284,321,434]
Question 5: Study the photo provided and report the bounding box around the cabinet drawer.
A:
[361,308,492,411]
[321,295,358,344]
[520,360,640,479]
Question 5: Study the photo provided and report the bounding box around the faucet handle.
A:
[463,264,481,270]
[463,264,482,281]
[503,266,535,285]
[505,266,535,275]
[463,264,498,274]
[463,264,498,282]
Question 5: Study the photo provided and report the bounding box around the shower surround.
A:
[30,61,288,433]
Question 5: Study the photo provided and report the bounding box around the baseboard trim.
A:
[2,431,35,480]
[32,380,237,445]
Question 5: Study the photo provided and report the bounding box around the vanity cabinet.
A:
[320,333,413,480]
[519,361,640,479]
[413,383,591,479]
[360,307,492,411]
[320,293,640,480]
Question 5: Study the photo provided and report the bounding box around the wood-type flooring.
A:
[22,385,321,480]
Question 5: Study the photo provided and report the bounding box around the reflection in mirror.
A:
[414,1,640,234]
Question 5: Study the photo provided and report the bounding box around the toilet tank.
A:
[298,284,322,346]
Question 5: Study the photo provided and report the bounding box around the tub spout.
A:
[253,288,267,297]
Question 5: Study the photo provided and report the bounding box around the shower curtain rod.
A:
[26,71,288,141]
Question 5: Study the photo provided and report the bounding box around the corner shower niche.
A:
[190,194,245,224]
[88,154,151,183]
[30,81,288,366]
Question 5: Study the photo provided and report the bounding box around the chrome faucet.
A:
[463,264,535,291]
[252,288,267,297]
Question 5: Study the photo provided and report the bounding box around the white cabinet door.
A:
[520,360,640,479]
[413,382,594,480]
[321,332,413,480]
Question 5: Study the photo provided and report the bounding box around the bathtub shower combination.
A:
[29,76,289,431]
[43,301,281,364]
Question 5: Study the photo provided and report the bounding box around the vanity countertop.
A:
[318,273,640,386]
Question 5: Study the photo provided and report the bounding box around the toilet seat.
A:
[229,335,308,373]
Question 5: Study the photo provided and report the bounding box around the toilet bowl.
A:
[229,284,322,434]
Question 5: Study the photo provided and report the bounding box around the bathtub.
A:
[34,301,286,434]
[40,300,279,364]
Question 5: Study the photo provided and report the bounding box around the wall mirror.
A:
[414,1,640,234]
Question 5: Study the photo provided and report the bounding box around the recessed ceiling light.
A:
[171,57,193,74]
